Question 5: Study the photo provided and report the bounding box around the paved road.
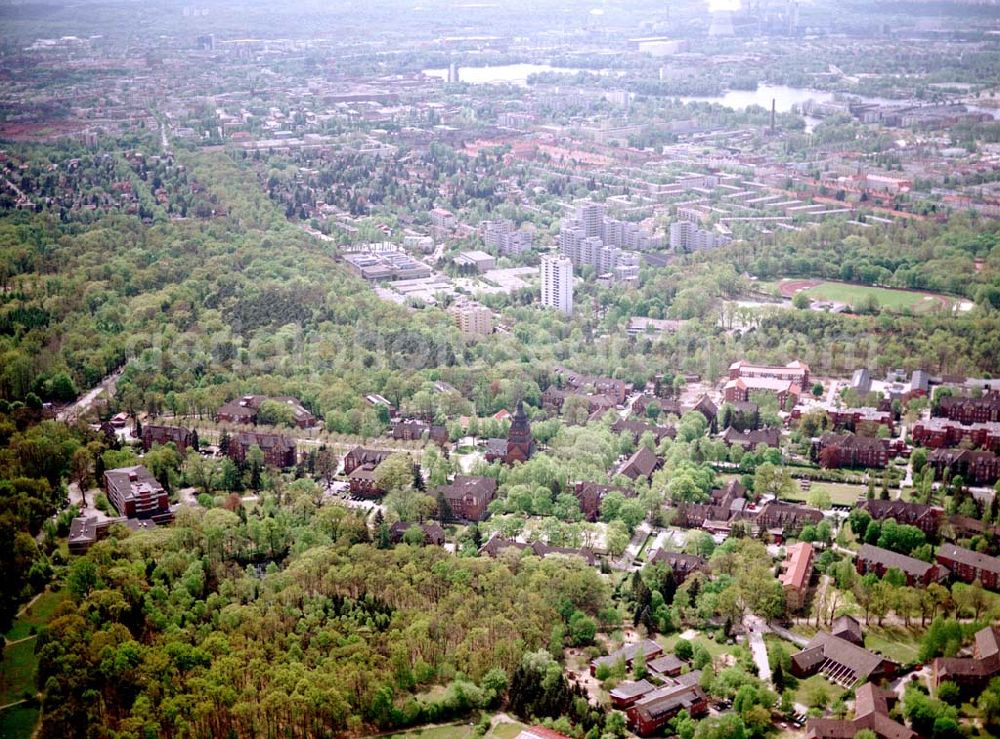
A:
[612,522,652,571]
[744,614,772,685]
[58,367,125,422]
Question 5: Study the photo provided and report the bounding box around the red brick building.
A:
[343,446,393,474]
[828,407,895,435]
[217,395,316,428]
[435,475,498,521]
[932,626,1000,692]
[855,544,944,586]
[912,418,1000,452]
[647,549,707,584]
[626,682,708,737]
[937,392,1000,424]
[857,499,942,537]
[228,431,297,468]
[929,448,1000,486]
[937,543,1000,590]
[814,433,888,469]
[142,424,198,453]
[805,683,915,739]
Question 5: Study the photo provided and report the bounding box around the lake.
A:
[678,84,838,112]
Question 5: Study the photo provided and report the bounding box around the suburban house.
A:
[435,475,498,521]
[804,683,916,739]
[647,549,708,584]
[610,417,676,444]
[228,431,297,468]
[590,639,663,676]
[216,394,316,428]
[614,446,662,481]
[790,630,898,688]
[69,515,150,554]
[141,424,198,453]
[693,395,718,427]
[573,481,629,522]
[389,521,446,546]
[676,483,821,538]
[719,426,780,449]
[391,419,448,446]
[740,500,824,532]
[347,465,381,497]
[929,448,1000,486]
[719,400,761,431]
[932,626,1000,692]
[104,465,172,521]
[855,544,944,586]
[478,534,597,566]
[858,499,943,536]
[779,542,815,612]
[343,447,394,474]
[552,366,629,405]
[936,543,1000,590]
[626,681,709,737]
[542,387,617,416]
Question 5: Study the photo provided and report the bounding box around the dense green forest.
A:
[37,523,609,738]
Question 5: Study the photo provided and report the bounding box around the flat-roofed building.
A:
[104,465,171,520]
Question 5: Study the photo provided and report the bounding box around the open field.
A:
[5,590,68,642]
[386,723,478,739]
[774,279,966,315]
[384,717,529,739]
[783,481,865,506]
[0,639,37,707]
[864,624,924,664]
[0,704,39,739]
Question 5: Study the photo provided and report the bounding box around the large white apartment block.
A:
[540,255,574,315]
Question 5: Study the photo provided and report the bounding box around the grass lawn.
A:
[793,672,845,709]
[864,624,924,665]
[784,482,865,507]
[763,633,803,655]
[0,704,39,739]
[386,722,478,739]
[657,631,735,661]
[798,281,959,315]
[488,721,530,738]
[0,638,38,707]
[5,590,68,642]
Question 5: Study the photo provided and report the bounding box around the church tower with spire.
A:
[504,400,535,464]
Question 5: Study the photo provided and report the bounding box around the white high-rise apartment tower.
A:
[540,255,573,316]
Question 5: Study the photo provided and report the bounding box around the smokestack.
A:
[771,98,776,133]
